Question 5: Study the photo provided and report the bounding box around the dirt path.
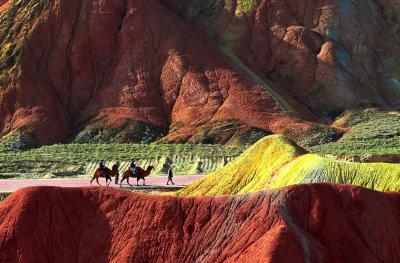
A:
[0,176,203,192]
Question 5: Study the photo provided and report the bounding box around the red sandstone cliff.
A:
[1,184,400,262]
[1,0,399,146]
[161,0,400,116]
[0,0,318,146]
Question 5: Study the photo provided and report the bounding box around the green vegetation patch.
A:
[69,119,167,144]
[0,130,37,151]
[0,143,244,178]
[295,125,344,147]
[308,109,400,157]
[190,120,271,146]
[235,0,258,15]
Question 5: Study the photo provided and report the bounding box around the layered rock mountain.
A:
[0,0,322,146]
[0,0,399,146]
[161,0,400,116]
[1,185,400,262]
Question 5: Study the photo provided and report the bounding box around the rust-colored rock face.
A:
[0,0,317,145]
[161,0,400,116]
[1,184,400,262]
[1,0,399,145]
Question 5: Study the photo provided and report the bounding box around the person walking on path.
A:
[167,166,175,185]
[114,161,120,185]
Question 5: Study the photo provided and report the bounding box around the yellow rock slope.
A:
[177,135,400,196]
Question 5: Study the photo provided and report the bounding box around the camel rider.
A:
[99,160,106,176]
[130,160,138,175]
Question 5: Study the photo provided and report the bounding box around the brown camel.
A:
[120,166,154,187]
[90,163,119,186]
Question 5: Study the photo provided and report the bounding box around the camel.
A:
[120,166,154,187]
[90,163,119,186]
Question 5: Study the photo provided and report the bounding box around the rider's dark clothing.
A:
[130,162,137,174]
[99,162,106,176]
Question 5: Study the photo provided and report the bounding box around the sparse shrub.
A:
[1,131,36,151]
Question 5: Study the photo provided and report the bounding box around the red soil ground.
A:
[1,184,400,262]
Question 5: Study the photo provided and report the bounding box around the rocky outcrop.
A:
[0,0,319,146]
[364,153,400,164]
[1,185,400,262]
[161,0,400,117]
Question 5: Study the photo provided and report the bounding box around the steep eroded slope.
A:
[161,0,400,116]
[0,0,318,146]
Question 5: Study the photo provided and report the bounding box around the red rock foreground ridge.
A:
[1,184,400,262]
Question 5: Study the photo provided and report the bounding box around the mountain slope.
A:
[1,185,400,262]
[161,0,400,117]
[1,0,399,147]
[0,0,320,146]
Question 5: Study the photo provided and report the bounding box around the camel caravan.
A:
[90,159,154,187]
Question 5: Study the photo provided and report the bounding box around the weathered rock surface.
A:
[0,0,318,146]
[1,184,400,262]
[161,0,400,116]
[1,0,399,146]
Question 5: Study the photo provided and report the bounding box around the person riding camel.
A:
[99,160,106,177]
[130,159,138,175]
